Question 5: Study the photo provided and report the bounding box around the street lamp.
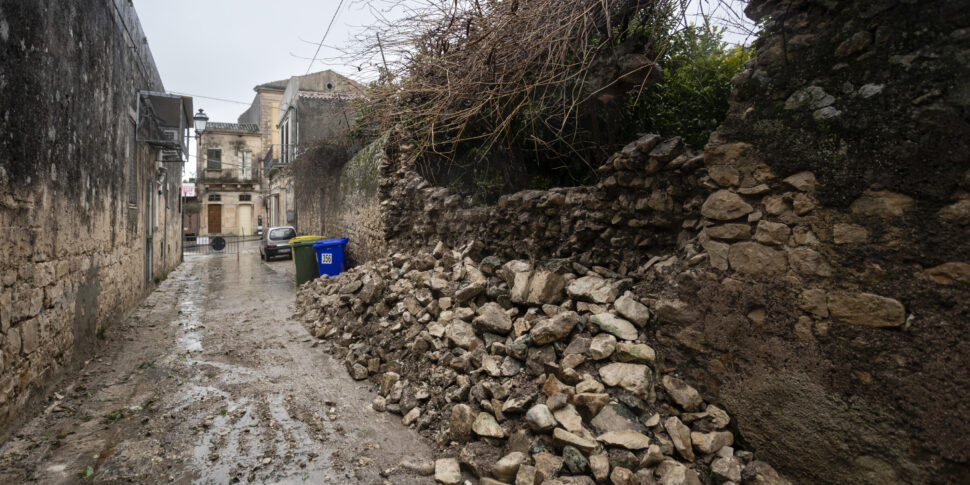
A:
[193,108,209,135]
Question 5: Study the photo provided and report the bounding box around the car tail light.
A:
[266,244,277,249]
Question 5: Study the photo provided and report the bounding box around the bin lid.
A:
[289,235,324,244]
[312,237,349,249]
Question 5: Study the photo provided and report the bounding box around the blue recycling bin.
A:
[312,237,349,276]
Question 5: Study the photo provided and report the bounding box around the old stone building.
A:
[265,70,364,229]
[0,0,189,437]
[195,122,263,236]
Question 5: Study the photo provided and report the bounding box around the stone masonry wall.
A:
[295,135,388,265]
[383,135,704,272]
[0,0,183,439]
[372,0,970,482]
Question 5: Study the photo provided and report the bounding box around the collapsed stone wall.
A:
[294,135,388,264]
[363,0,970,482]
[383,135,704,272]
[0,0,183,439]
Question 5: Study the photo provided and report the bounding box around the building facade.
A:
[0,0,189,437]
[264,70,364,230]
[195,123,264,236]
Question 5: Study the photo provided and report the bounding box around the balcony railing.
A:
[200,167,260,184]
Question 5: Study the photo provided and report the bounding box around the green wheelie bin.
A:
[290,236,324,286]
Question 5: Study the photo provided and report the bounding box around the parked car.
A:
[260,226,297,260]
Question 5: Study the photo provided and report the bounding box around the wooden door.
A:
[207,204,222,234]
[238,204,253,235]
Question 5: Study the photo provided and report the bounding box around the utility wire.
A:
[169,91,252,106]
[305,0,347,75]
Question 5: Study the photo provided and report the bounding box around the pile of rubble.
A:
[297,242,790,485]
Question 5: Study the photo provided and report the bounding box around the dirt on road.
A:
[0,248,433,484]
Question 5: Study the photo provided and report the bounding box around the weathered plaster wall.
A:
[295,135,388,265]
[0,0,182,438]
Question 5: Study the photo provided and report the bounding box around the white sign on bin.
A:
[320,253,333,265]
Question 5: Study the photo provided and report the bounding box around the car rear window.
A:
[269,228,296,240]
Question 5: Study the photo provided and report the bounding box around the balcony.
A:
[136,91,192,161]
[200,166,260,186]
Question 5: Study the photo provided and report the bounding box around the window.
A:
[279,119,290,164]
[269,227,296,241]
[239,194,252,202]
[207,149,222,170]
[208,194,221,202]
[239,151,252,180]
[326,82,334,90]
[127,120,137,205]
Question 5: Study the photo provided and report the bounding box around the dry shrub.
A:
[350,1,677,173]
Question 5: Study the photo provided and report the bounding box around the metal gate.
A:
[183,235,259,255]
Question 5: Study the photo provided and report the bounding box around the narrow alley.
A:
[0,248,433,484]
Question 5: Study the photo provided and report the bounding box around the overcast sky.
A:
[133,0,382,124]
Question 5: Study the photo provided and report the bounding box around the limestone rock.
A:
[939,199,970,224]
[691,430,734,454]
[788,247,833,277]
[599,363,651,395]
[553,428,598,454]
[742,461,792,485]
[661,375,703,411]
[827,292,905,327]
[574,393,610,416]
[833,223,869,244]
[663,417,694,461]
[609,467,635,485]
[753,221,790,246]
[533,452,565,482]
[850,190,914,218]
[589,333,617,360]
[798,289,829,318]
[515,465,538,485]
[706,223,751,240]
[455,281,486,303]
[435,458,462,484]
[528,271,565,305]
[510,271,533,303]
[446,320,477,349]
[701,190,754,220]
[614,294,650,327]
[589,453,610,483]
[591,403,644,434]
[474,302,513,335]
[656,459,702,485]
[654,298,698,325]
[525,404,557,432]
[597,430,652,450]
[590,313,639,341]
[531,311,580,345]
[450,403,476,442]
[728,242,787,275]
[472,412,505,438]
[783,171,817,192]
[567,276,619,303]
[712,455,743,482]
[554,404,585,433]
[494,452,528,481]
[925,262,970,285]
[615,342,656,365]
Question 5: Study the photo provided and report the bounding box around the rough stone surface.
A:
[590,314,639,341]
[827,292,906,327]
[701,190,754,220]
